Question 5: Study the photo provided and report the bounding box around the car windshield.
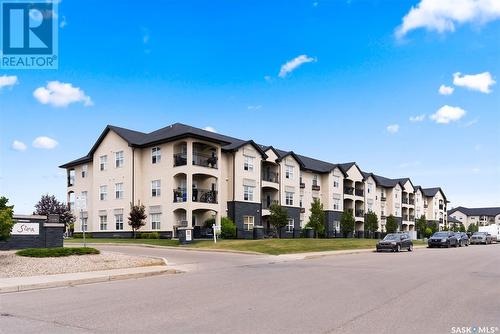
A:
[433,232,449,237]
[473,232,486,235]
[383,234,400,241]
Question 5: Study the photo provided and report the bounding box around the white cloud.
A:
[0,75,18,90]
[453,72,496,93]
[409,114,426,122]
[247,105,262,110]
[32,136,58,149]
[60,15,67,28]
[12,140,27,151]
[33,81,93,107]
[278,55,316,78]
[386,124,399,134]
[438,84,454,95]
[395,0,500,38]
[430,105,466,124]
[203,126,217,133]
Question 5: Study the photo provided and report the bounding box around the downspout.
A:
[132,147,135,205]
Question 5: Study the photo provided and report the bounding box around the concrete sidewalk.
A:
[0,265,177,294]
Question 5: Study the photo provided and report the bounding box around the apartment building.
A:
[61,123,447,238]
[415,186,448,229]
[448,207,500,228]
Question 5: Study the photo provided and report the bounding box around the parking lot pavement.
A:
[1,244,499,334]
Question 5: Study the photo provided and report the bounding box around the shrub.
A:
[204,218,216,228]
[138,232,160,239]
[424,227,433,238]
[72,232,93,238]
[220,217,236,239]
[16,247,100,258]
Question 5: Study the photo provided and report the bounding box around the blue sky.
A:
[1,0,499,213]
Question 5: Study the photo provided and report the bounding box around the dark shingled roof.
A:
[448,206,500,217]
[447,216,462,224]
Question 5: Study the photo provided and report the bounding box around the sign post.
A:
[212,224,221,243]
[75,195,87,247]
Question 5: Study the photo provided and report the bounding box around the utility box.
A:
[178,227,193,245]
[253,225,264,240]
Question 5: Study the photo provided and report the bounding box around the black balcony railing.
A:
[380,196,386,201]
[403,215,409,221]
[344,186,354,195]
[312,184,320,191]
[300,182,305,189]
[355,189,364,197]
[173,153,187,167]
[409,199,415,205]
[262,172,279,183]
[173,189,188,203]
[262,200,278,209]
[402,198,409,204]
[193,153,218,169]
[381,215,387,220]
[192,189,218,203]
[409,215,415,221]
[355,209,364,217]
[67,176,75,187]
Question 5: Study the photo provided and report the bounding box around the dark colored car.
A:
[455,232,469,247]
[376,233,413,252]
[428,231,459,248]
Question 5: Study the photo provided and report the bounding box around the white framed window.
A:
[99,215,108,230]
[115,151,124,168]
[99,185,107,201]
[285,192,294,206]
[313,175,318,186]
[82,164,88,178]
[333,198,340,211]
[286,218,294,232]
[115,214,124,230]
[244,155,254,171]
[243,216,254,231]
[115,183,124,199]
[333,176,340,188]
[244,185,254,201]
[152,147,161,164]
[151,180,161,197]
[99,155,107,171]
[81,217,88,232]
[367,182,373,194]
[285,165,294,179]
[151,213,161,230]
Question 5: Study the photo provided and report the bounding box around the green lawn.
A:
[66,238,425,255]
[16,247,100,258]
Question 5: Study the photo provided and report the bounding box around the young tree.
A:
[34,194,75,230]
[459,223,466,233]
[415,215,427,239]
[0,196,14,241]
[429,221,439,234]
[364,211,379,237]
[128,202,147,238]
[340,210,355,238]
[220,217,236,239]
[269,203,288,238]
[467,223,478,233]
[307,198,325,238]
[385,215,398,233]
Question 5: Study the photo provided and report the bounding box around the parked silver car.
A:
[470,232,493,245]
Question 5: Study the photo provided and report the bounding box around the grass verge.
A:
[66,238,425,255]
[16,247,100,258]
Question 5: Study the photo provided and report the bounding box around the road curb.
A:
[0,265,177,294]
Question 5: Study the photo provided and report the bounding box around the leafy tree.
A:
[424,227,433,238]
[385,215,398,233]
[340,210,355,238]
[459,223,466,233]
[0,196,14,241]
[269,203,288,238]
[34,194,75,230]
[429,221,439,234]
[307,198,325,238]
[220,217,236,239]
[364,211,379,236]
[415,215,427,239]
[128,202,147,238]
[467,223,478,233]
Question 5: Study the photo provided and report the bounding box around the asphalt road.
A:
[1,244,499,334]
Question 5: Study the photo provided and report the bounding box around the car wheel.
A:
[408,244,413,252]
[396,244,401,252]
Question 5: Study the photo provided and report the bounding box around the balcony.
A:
[344,186,354,195]
[409,215,415,221]
[67,176,75,187]
[424,204,428,208]
[355,189,364,197]
[381,215,387,220]
[439,204,444,210]
[355,209,364,217]
[380,196,386,201]
[193,153,218,169]
[403,214,409,221]
[402,198,409,204]
[409,199,415,205]
[173,189,188,203]
[345,208,354,215]
[173,153,187,167]
[192,189,218,204]
[262,200,278,209]
[312,183,320,191]
[300,178,305,188]
[262,171,279,183]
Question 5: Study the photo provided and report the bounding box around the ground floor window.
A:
[286,218,294,232]
[243,216,254,231]
[99,215,107,230]
[151,213,161,230]
[115,214,124,230]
